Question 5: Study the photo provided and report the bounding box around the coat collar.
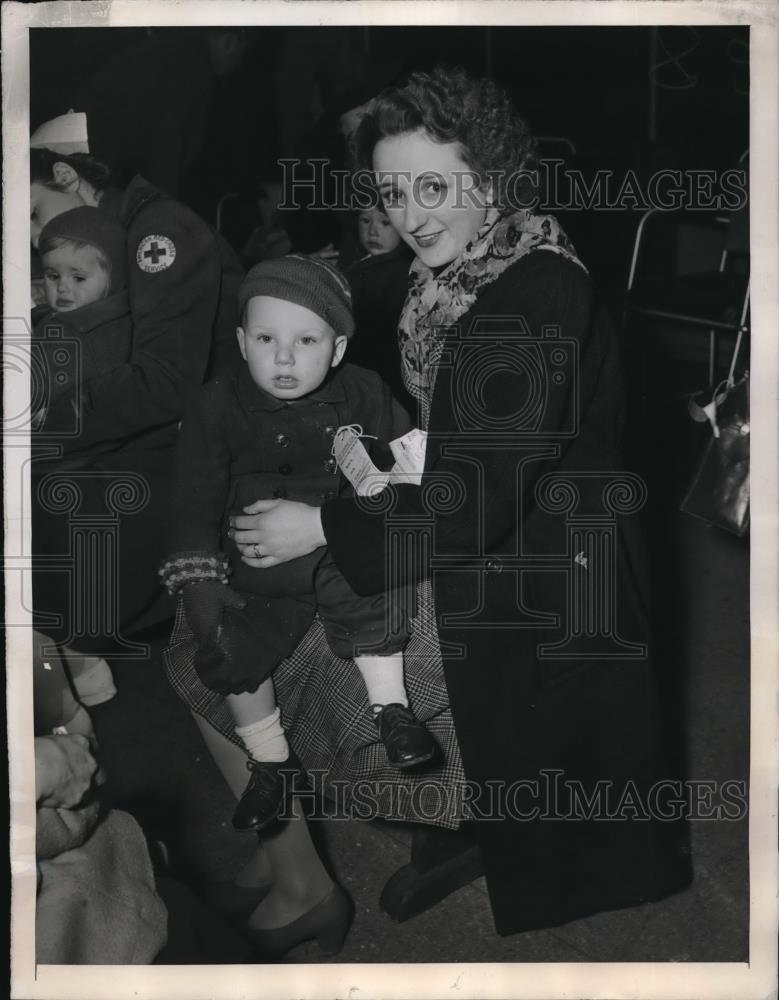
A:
[236,363,348,412]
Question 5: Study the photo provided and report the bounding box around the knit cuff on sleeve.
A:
[158,551,231,595]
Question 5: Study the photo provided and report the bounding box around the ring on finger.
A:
[253,543,262,559]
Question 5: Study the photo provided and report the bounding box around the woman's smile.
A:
[412,231,444,248]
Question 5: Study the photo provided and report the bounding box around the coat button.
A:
[273,487,288,499]
[278,463,292,475]
[275,433,290,448]
[324,425,336,438]
[324,457,337,474]
[485,558,503,573]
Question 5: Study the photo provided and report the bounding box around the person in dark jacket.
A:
[29,138,244,669]
[160,256,435,848]
[223,67,692,942]
[344,205,415,414]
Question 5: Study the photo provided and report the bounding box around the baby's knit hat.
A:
[238,254,355,339]
[38,206,127,294]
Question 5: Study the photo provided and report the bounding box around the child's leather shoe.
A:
[375,703,438,769]
[232,751,303,832]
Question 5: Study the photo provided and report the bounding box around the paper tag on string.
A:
[388,428,428,484]
[332,426,390,497]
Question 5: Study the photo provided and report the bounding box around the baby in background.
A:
[356,205,402,259]
[38,206,126,313]
[343,203,414,411]
[33,206,132,420]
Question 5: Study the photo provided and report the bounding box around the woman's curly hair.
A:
[353,66,539,212]
[30,149,113,193]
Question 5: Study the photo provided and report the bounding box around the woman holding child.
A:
[29,132,242,660]
[168,67,691,951]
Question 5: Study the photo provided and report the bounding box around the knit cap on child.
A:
[236,254,354,401]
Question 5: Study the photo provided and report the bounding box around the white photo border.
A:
[4,2,777,998]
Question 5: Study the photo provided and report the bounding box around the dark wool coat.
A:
[167,362,413,692]
[345,245,415,414]
[322,250,692,935]
[169,362,412,597]
[33,292,132,411]
[32,176,244,646]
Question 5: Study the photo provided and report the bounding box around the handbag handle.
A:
[688,279,750,437]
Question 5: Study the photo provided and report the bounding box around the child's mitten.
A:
[182,581,246,646]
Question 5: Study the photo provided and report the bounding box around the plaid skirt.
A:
[164,580,465,828]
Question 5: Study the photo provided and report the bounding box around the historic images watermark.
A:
[279,160,748,213]
[280,770,748,824]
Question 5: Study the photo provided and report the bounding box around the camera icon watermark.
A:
[429,314,579,437]
[3,316,82,438]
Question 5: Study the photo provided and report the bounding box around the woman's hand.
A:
[229,499,327,568]
[35,734,104,809]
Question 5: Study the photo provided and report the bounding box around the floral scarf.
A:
[399,208,587,428]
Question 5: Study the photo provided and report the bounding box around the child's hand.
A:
[182,581,246,646]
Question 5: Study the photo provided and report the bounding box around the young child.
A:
[38,205,126,313]
[345,205,415,413]
[160,255,437,833]
[32,206,130,711]
[355,205,403,259]
[34,206,132,408]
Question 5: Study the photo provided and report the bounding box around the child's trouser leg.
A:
[314,550,414,662]
[193,592,316,696]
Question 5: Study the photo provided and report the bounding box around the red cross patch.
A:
[136,234,176,273]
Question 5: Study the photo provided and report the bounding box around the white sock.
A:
[354,653,409,715]
[234,707,290,763]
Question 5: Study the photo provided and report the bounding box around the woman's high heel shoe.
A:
[248,885,353,960]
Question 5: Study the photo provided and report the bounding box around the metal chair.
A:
[624,206,750,388]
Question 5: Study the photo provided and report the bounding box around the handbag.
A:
[680,326,749,536]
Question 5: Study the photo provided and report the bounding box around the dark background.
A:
[30,25,749,161]
[30,25,749,296]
